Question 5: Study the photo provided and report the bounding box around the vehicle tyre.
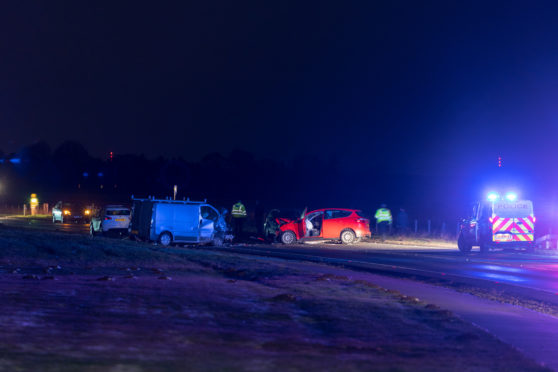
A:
[281,230,296,245]
[457,233,472,253]
[340,229,356,244]
[158,232,173,246]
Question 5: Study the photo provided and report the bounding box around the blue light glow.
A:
[9,158,21,164]
[487,192,499,202]
[505,192,518,201]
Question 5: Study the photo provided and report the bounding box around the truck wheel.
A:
[457,233,472,253]
[158,232,173,246]
[340,229,356,244]
[281,231,296,244]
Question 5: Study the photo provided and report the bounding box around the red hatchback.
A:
[278,208,371,244]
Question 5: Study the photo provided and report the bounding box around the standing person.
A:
[396,208,409,235]
[374,204,392,239]
[231,200,247,240]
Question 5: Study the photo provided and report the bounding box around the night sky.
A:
[1,1,558,179]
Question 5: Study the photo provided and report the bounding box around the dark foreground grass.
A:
[0,225,549,372]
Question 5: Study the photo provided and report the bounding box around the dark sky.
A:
[1,1,558,177]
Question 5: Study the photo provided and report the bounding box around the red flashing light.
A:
[104,216,112,221]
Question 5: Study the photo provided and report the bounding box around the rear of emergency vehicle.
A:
[490,199,535,248]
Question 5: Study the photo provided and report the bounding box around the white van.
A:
[129,197,230,246]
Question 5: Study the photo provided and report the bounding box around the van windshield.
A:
[492,201,533,218]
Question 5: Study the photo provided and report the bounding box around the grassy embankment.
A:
[0,225,547,372]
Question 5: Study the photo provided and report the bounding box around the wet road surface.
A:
[211,243,558,299]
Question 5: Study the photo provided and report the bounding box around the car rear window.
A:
[325,210,352,219]
[106,209,130,216]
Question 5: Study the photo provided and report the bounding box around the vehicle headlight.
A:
[63,210,71,215]
[85,210,91,215]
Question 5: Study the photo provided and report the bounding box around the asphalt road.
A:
[210,242,558,305]
[0,215,90,234]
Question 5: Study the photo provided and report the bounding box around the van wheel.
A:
[158,232,173,246]
[340,229,356,244]
[281,231,296,244]
[457,233,472,253]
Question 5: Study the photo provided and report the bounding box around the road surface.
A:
[0,215,89,234]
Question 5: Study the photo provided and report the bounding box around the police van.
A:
[129,197,231,246]
[458,192,535,253]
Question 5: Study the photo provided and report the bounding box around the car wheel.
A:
[158,232,173,246]
[281,230,296,244]
[340,229,356,244]
[457,233,472,253]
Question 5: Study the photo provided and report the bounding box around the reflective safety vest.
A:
[375,208,392,223]
[232,202,247,218]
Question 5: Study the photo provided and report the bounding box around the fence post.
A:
[23,204,27,216]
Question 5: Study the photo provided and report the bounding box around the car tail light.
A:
[357,218,368,224]
[104,216,112,221]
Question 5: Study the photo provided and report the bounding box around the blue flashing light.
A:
[505,192,518,202]
[487,192,499,202]
[82,172,89,177]
[9,158,21,164]
[97,172,104,177]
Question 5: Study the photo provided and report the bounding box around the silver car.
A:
[90,205,131,236]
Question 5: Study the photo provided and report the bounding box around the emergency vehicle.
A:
[458,192,535,253]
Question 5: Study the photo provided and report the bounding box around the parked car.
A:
[278,208,370,244]
[129,197,232,246]
[52,201,92,223]
[90,205,131,236]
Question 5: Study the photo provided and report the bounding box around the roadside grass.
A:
[0,226,548,371]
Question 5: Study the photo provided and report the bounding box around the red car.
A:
[278,208,371,244]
